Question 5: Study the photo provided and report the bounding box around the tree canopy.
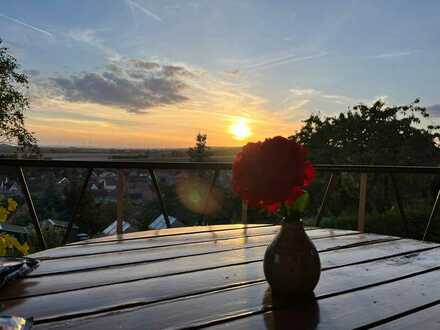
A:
[0,39,38,151]
[188,133,211,162]
[290,99,440,165]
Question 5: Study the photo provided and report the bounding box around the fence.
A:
[0,159,439,250]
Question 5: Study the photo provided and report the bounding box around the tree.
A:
[291,99,440,217]
[291,99,440,165]
[0,39,38,152]
[63,179,102,235]
[188,133,211,162]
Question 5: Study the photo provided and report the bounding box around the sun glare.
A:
[230,119,252,140]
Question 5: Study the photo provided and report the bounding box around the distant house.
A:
[103,177,117,191]
[7,182,21,195]
[42,219,79,231]
[0,178,21,196]
[100,171,117,178]
[126,177,154,201]
[57,177,70,185]
[102,220,136,236]
[148,214,184,230]
[90,183,100,191]
[0,223,28,242]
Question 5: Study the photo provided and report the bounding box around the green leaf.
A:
[290,191,309,214]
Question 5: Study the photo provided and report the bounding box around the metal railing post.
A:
[241,201,248,224]
[62,167,93,244]
[390,173,409,236]
[16,166,47,250]
[315,173,335,227]
[357,173,368,233]
[199,169,219,225]
[423,188,440,241]
[149,169,171,228]
[116,170,126,235]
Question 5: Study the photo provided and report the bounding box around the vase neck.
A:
[281,219,303,228]
[279,220,306,237]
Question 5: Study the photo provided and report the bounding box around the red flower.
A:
[232,136,314,213]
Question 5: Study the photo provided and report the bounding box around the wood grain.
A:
[374,303,440,329]
[3,224,439,330]
[33,263,440,329]
[3,234,411,300]
[67,224,274,246]
[30,229,362,276]
[3,241,439,324]
[31,225,289,259]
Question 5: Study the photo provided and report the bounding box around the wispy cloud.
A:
[67,29,121,61]
[222,51,328,75]
[125,0,162,22]
[0,13,53,38]
[243,52,328,71]
[372,51,414,59]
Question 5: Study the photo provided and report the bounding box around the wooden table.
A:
[1,224,440,329]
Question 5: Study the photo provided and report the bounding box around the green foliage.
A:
[291,99,440,165]
[289,191,309,214]
[188,133,211,162]
[303,205,431,240]
[291,99,440,236]
[63,178,103,235]
[0,39,38,152]
[28,225,64,252]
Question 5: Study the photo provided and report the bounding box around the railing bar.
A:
[16,166,47,250]
[241,201,248,225]
[62,167,94,245]
[357,173,368,233]
[423,188,440,241]
[116,170,125,235]
[200,169,220,226]
[0,159,440,174]
[390,173,410,237]
[315,173,335,227]
[148,169,171,228]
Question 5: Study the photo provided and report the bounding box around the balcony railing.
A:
[0,158,439,251]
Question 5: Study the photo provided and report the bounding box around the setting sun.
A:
[229,119,252,140]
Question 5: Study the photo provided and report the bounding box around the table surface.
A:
[2,224,440,329]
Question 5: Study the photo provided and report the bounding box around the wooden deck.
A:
[1,224,440,329]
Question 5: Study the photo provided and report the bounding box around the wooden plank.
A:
[3,238,437,324]
[1,238,434,301]
[31,225,292,259]
[30,229,362,276]
[32,261,440,329]
[374,303,440,329]
[206,268,440,330]
[67,224,274,246]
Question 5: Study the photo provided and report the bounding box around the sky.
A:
[1,0,440,148]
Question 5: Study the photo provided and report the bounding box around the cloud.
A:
[48,60,191,113]
[67,29,121,61]
[427,104,440,117]
[243,52,327,71]
[372,51,414,59]
[125,0,162,22]
[0,13,53,38]
[289,88,320,97]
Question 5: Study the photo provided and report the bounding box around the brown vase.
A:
[263,220,321,295]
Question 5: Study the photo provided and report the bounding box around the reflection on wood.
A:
[1,225,439,330]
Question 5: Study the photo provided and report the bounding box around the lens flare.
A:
[176,175,223,215]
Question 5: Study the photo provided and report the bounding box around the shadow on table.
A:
[262,287,320,330]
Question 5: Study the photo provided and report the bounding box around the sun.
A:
[229,119,252,140]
